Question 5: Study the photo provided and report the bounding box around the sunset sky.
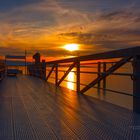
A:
[0,0,140,58]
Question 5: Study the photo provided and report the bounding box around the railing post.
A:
[25,50,27,75]
[98,62,101,90]
[55,64,58,86]
[103,62,106,89]
[42,60,46,80]
[133,56,140,113]
[76,60,80,94]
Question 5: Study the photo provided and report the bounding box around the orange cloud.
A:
[0,0,140,58]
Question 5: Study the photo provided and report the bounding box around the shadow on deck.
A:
[0,75,140,140]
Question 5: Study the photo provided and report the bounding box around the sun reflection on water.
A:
[67,72,75,90]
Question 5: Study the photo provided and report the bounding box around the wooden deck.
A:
[0,75,140,140]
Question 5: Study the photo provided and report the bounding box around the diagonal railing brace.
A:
[80,57,132,94]
[58,62,76,86]
[46,64,55,81]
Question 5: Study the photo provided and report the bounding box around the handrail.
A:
[27,46,140,113]
[48,76,133,97]
[46,69,132,76]
[44,47,140,94]
[45,57,132,94]
[46,46,140,64]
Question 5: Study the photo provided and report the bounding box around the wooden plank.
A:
[16,76,81,139]
[0,100,13,140]
[1,76,140,139]
[18,76,140,139]
[18,77,105,139]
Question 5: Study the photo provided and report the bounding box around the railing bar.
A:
[46,64,55,81]
[46,65,132,69]
[47,65,98,68]
[80,57,132,94]
[47,77,133,97]
[77,82,132,96]
[93,87,133,97]
[46,69,132,76]
[57,62,76,86]
[47,76,55,79]
[57,61,133,66]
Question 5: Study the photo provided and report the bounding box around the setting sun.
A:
[64,44,79,51]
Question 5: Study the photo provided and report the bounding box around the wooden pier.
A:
[1,46,140,139]
[0,75,140,140]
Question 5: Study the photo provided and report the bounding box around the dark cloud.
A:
[58,26,140,52]
[59,32,94,37]
[0,0,41,12]
[100,11,133,20]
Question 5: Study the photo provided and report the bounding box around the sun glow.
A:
[64,44,79,51]
[67,72,75,90]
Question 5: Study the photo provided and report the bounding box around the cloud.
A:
[0,0,140,57]
[57,5,140,52]
[0,0,41,12]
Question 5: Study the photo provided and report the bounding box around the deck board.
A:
[0,75,140,140]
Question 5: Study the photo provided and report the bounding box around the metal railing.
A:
[27,46,140,113]
[45,62,133,97]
